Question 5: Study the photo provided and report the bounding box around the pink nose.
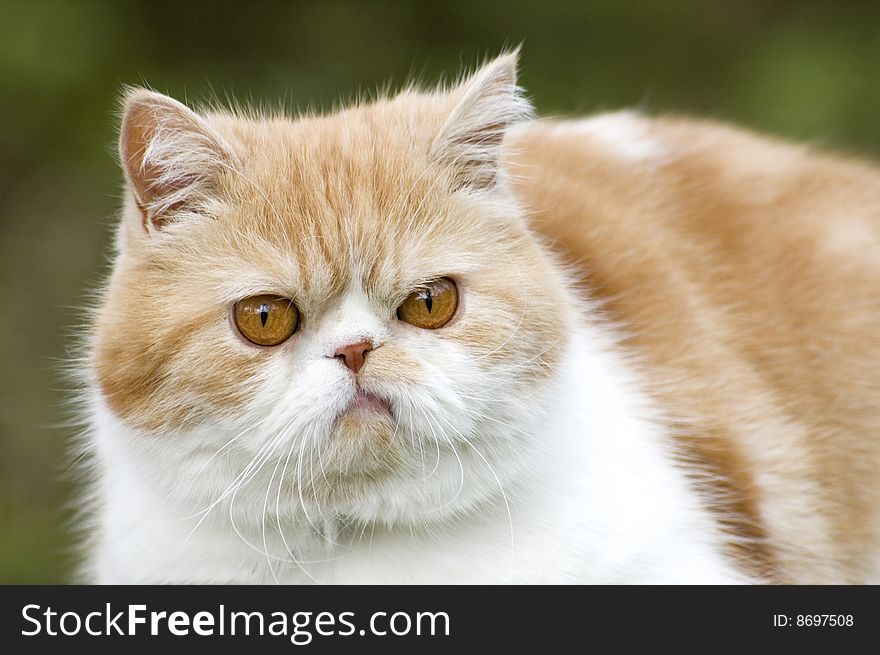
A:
[334,340,373,374]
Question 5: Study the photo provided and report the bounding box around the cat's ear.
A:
[433,52,533,192]
[119,89,236,230]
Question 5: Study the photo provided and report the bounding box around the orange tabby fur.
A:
[506,115,880,583]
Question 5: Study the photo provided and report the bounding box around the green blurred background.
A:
[2,0,879,583]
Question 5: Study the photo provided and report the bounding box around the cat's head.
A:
[90,54,574,528]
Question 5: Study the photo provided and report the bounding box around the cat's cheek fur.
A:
[89,274,548,531]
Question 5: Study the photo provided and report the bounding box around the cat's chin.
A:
[321,402,400,480]
[333,409,395,445]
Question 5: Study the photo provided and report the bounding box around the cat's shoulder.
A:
[508,110,880,191]
[505,110,880,245]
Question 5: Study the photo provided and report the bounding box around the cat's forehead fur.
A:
[183,97,522,303]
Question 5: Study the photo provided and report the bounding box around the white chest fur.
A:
[85,324,745,584]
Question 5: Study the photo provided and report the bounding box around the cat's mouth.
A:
[348,390,392,415]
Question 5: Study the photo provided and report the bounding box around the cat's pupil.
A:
[424,290,433,313]
[259,304,269,327]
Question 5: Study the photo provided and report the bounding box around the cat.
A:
[77,51,880,584]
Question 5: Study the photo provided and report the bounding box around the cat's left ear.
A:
[433,51,533,192]
[119,89,237,231]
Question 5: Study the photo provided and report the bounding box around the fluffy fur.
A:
[78,53,880,583]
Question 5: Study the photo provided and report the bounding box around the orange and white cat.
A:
[80,52,880,583]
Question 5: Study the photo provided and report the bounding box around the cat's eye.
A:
[397,277,459,329]
[234,295,299,346]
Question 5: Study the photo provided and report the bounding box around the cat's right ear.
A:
[119,89,236,231]
[432,52,533,193]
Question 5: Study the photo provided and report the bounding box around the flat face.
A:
[93,81,568,525]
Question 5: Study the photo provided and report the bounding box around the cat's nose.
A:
[333,340,374,374]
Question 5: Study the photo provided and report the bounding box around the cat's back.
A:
[505,113,880,583]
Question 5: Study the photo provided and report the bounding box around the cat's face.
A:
[91,55,572,528]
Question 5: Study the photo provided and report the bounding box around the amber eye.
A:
[234,295,299,346]
[397,277,458,329]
